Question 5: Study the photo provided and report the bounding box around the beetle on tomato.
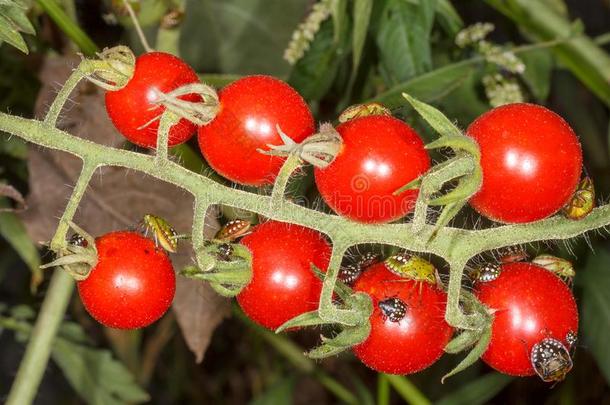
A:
[352,262,453,374]
[475,262,578,381]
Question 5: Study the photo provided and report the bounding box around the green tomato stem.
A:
[5,270,75,405]
[43,64,87,127]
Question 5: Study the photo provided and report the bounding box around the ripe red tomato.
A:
[198,75,315,186]
[314,115,430,223]
[77,231,176,329]
[237,221,331,330]
[105,52,200,148]
[468,103,582,223]
[476,262,578,376]
[352,263,453,374]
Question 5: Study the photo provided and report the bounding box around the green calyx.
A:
[442,290,493,382]
[397,93,483,237]
[275,265,373,359]
[181,242,252,297]
[81,46,136,91]
[39,222,98,281]
[260,123,342,168]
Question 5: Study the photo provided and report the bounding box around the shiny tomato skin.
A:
[237,221,331,330]
[77,231,176,329]
[352,263,453,374]
[198,75,315,186]
[314,115,430,223]
[468,103,582,223]
[105,52,200,148]
[476,262,578,376]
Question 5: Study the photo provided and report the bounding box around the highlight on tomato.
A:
[314,114,430,224]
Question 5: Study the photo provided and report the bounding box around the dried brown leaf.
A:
[20,55,229,363]
[0,183,26,211]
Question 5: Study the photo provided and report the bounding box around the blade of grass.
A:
[233,306,359,405]
[377,374,391,405]
[436,373,512,405]
[385,374,431,405]
[36,0,98,55]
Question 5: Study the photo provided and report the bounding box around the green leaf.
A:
[52,335,149,405]
[288,18,350,101]
[198,73,242,88]
[580,249,610,385]
[331,0,347,43]
[435,0,463,36]
[0,0,34,54]
[0,198,42,287]
[250,377,295,405]
[0,13,27,53]
[485,0,610,107]
[436,373,512,405]
[350,0,373,80]
[0,132,27,159]
[376,0,436,85]
[0,312,148,405]
[180,0,309,76]
[0,3,34,34]
[372,59,477,108]
[442,325,492,382]
[438,71,489,124]
[402,93,463,139]
[520,48,554,102]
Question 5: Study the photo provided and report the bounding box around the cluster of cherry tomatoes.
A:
[74,49,586,382]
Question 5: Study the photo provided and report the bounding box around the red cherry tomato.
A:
[314,115,430,223]
[198,75,315,186]
[77,231,176,329]
[237,221,331,330]
[352,263,453,374]
[468,103,582,223]
[476,262,578,376]
[105,52,200,148]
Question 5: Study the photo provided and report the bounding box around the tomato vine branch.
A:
[2,58,610,398]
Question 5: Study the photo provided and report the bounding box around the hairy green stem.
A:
[412,156,475,232]
[2,97,610,394]
[155,112,177,163]
[270,154,302,211]
[44,65,86,127]
[50,163,97,250]
[3,111,610,265]
[444,259,482,330]
[191,197,212,270]
[319,243,361,325]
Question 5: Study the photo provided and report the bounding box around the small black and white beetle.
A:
[378,297,408,323]
[530,337,573,383]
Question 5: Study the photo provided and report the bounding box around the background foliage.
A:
[0,0,609,403]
